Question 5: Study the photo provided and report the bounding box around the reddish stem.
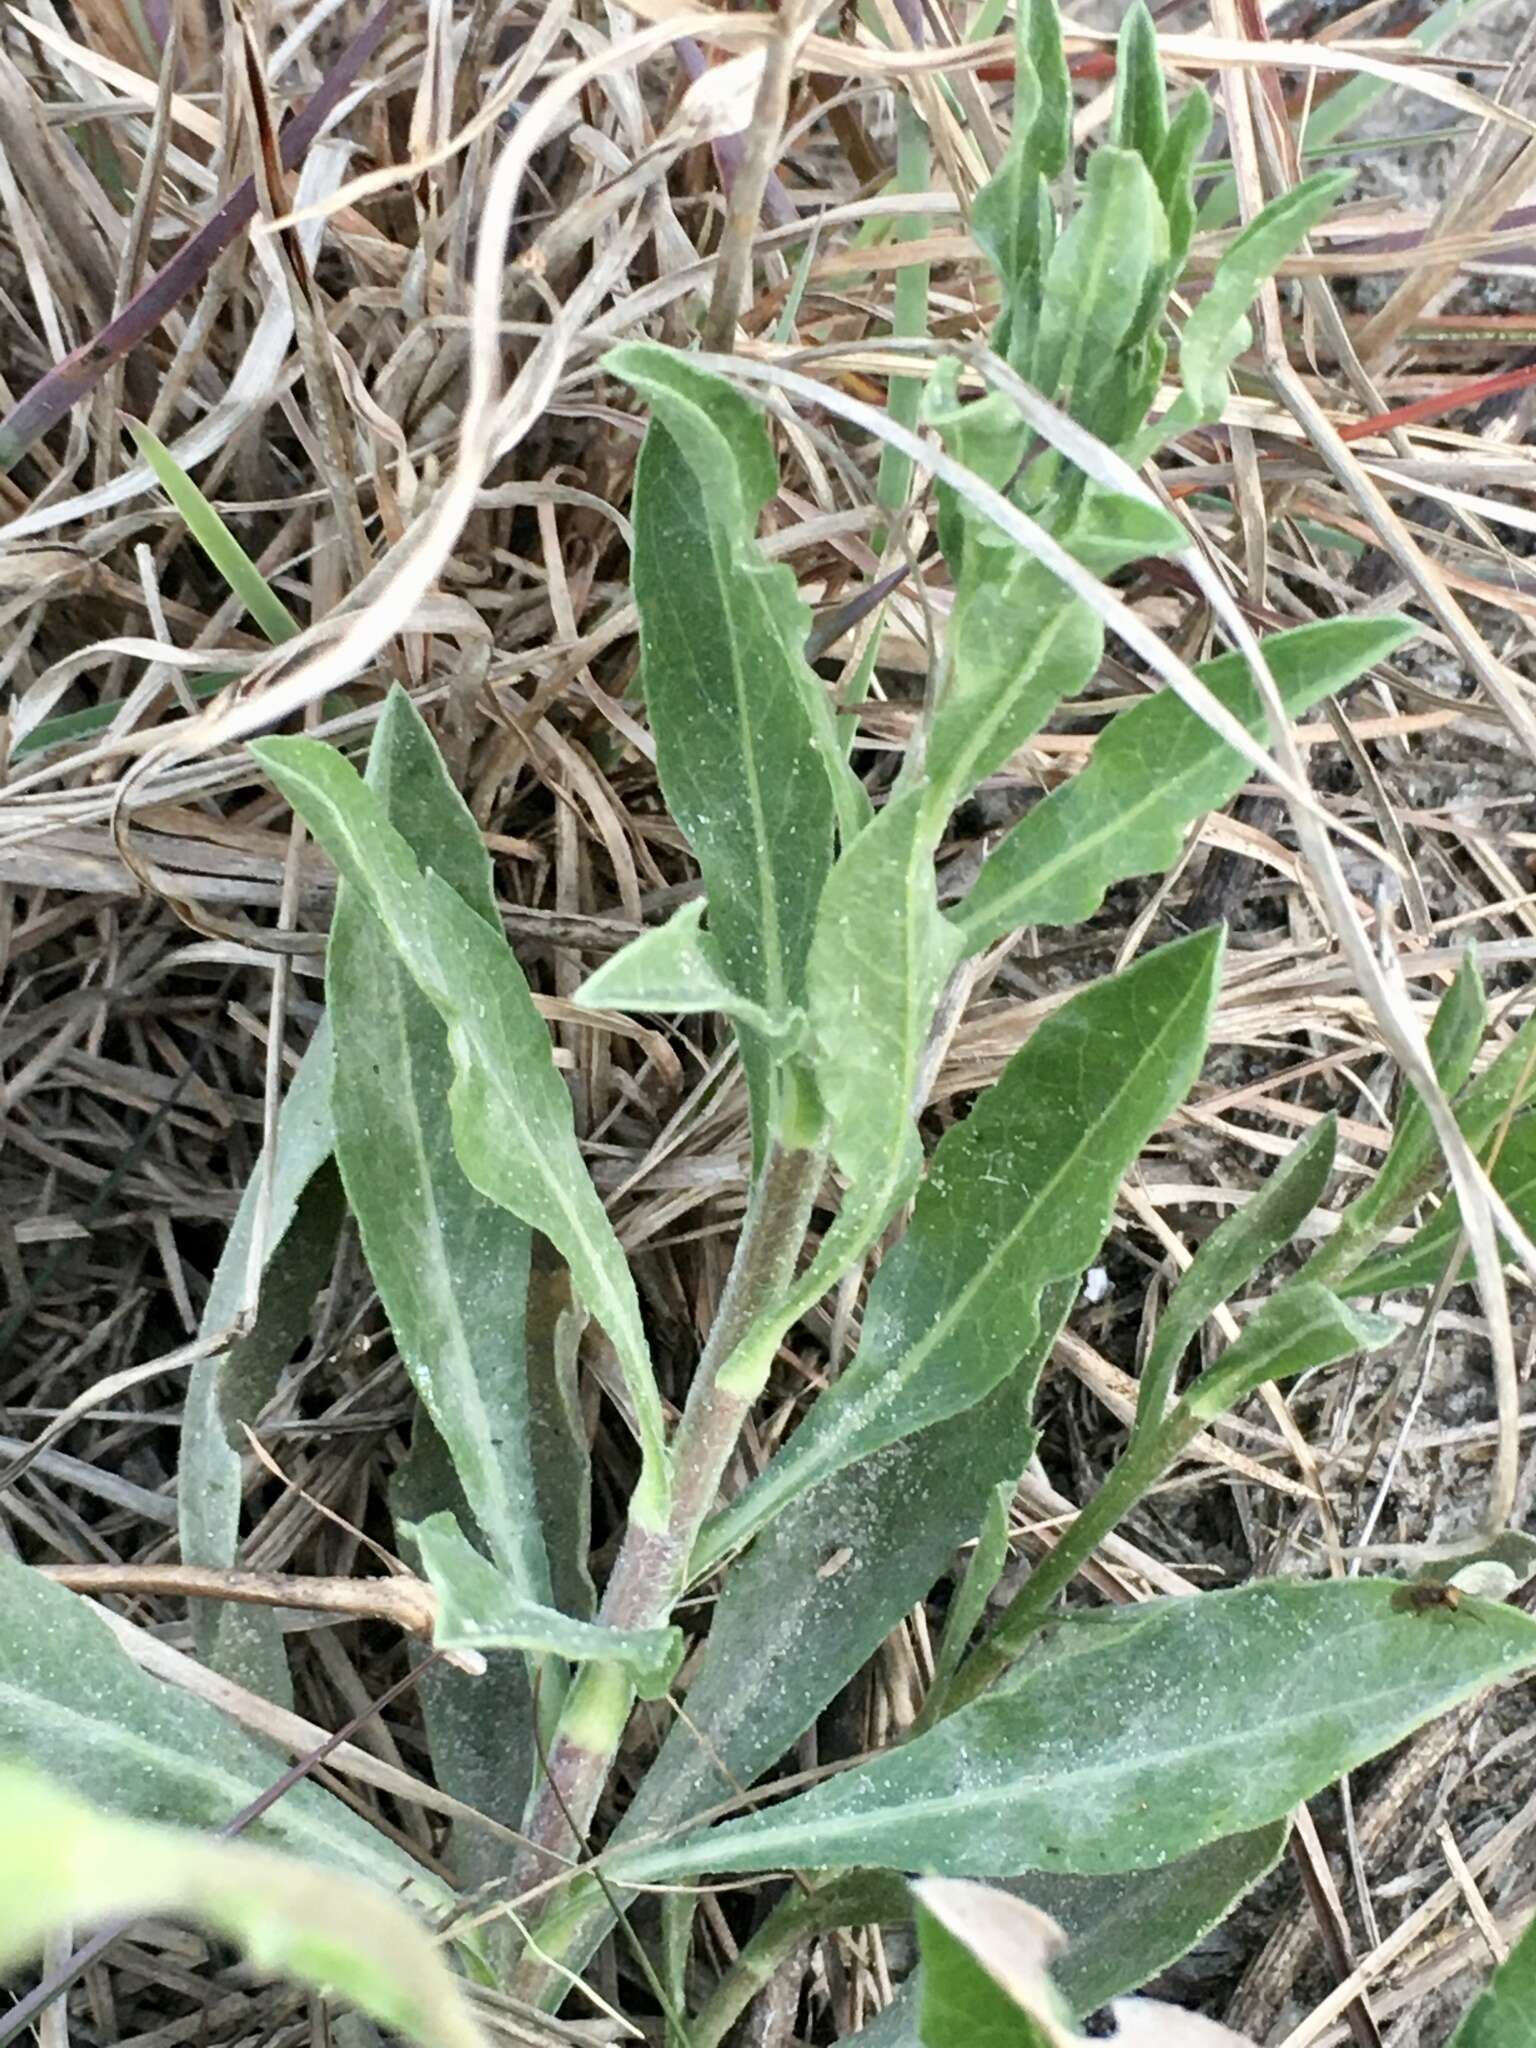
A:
[0,0,403,475]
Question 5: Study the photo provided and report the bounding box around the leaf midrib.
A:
[622,1618,1530,1873]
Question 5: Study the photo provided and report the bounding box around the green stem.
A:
[510,1142,824,1968]
[943,1411,1194,1715]
[689,1873,907,2048]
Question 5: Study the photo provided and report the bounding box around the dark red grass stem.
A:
[0,0,403,477]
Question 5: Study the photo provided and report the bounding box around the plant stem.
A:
[510,1142,825,1916]
[688,1873,906,2048]
[942,1414,1190,1715]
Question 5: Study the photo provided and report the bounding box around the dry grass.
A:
[1,0,1535,2043]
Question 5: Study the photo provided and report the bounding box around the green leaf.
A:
[389,1431,536,1901]
[810,787,958,1183]
[199,1017,336,1352]
[575,898,799,1043]
[1344,1113,1536,1295]
[928,1484,1014,1710]
[923,362,1033,582]
[916,1882,1064,2048]
[1138,1115,1338,1422]
[1313,952,1518,1290]
[1110,3,1167,162]
[1152,87,1213,284]
[1031,147,1167,411]
[605,340,853,1153]
[833,1825,1288,2044]
[704,787,966,1413]
[0,1768,486,2048]
[1159,172,1350,436]
[613,1579,1536,1880]
[1370,950,1487,1218]
[925,557,1105,819]
[766,785,963,1351]
[972,0,1069,361]
[1321,952,1486,1281]
[127,420,300,646]
[1059,485,1186,578]
[669,1310,1061,1825]
[1020,0,1071,179]
[249,730,669,1527]
[1024,1825,1290,2016]
[331,691,545,1599]
[701,930,1221,1564]
[1183,1283,1395,1420]
[1449,1895,1536,2047]
[181,1031,341,1699]
[407,1513,683,1700]
[0,1563,451,1911]
[952,617,1414,952]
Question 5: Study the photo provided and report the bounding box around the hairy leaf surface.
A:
[615,1581,1536,1879]
[703,932,1220,1563]
[953,618,1413,951]
[251,728,668,1523]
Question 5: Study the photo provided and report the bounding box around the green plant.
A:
[5,2,1536,2040]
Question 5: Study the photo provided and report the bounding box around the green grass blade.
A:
[128,419,299,644]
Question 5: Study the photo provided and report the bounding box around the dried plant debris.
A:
[1,2,1535,2046]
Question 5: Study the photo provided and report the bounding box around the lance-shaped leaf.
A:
[1137,1115,1338,1422]
[388,1428,536,1896]
[1183,1283,1395,1421]
[952,617,1413,953]
[1110,3,1167,164]
[1363,951,1486,1223]
[331,688,546,1601]
[721,783,966,1382]
[1449,1910,1536,2047]
[701,929,1221,1566]
[250,731,670,1527]
[1311,958,1536,1292]
[1021,1826,1289,2017]
[1153,171,1350,441]
[181,1022,338,1697]
[0,1563,451,1912]
[1152,87,1212,286]
[830,1824,1288,2044]
[922,371,1103,818]
[1030,147,1166,411]
[926,365,1033,583]
[667,1303,1062,1831]
[810,786,958,1187]
[705,787,966,1413]
[408,1514,683,1700]
[1344,1113,1536,1296]
[972,0,1070,364]
[605,341,852,1152]
[0,1768,487,2048]
[576,898,799,1043]
[612,1580,1536,1881]
[1312,953,1484,1285]
[929,1484,1014,1708]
